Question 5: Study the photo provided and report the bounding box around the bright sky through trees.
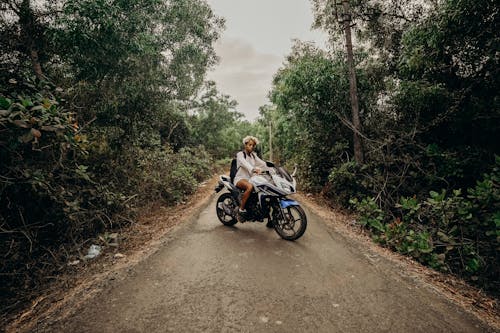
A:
[206,0,328,121]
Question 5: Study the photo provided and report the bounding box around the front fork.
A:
[269,198,300,225]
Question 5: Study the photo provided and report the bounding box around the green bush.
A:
[349,197,385,233]
[135,145,213,204]
[353,159,499,294]
[328,161,368,206]
[0,77,130,301]
[0,78,215,309]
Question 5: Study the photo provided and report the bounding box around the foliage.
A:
[350,159,499,293]
[268,41,383,190]
[327,161,369,206]
[189,81,247,159]
[349,197,385,232]
[136,146,213,203]
[398,0,499,156]
[311,0,437,73]
[49,0,224,148]
[0,77,129,302]
[0,1,59,77]
[252,0,500,295]
[0,0,226,318]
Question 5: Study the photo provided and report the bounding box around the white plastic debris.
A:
[114,253,125,259]
[84,244,102,259]
[68,260,80,266]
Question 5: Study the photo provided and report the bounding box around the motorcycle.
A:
[214,162,307,241]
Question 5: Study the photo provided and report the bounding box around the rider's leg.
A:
[236,179,253,211]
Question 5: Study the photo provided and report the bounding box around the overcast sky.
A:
[206,0,328,121]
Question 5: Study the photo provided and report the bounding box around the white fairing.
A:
[250,168,296,196]
[272,175,296,194]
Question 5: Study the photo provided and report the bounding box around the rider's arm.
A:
[254,154,268,171]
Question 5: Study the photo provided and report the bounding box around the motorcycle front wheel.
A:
[216,193,238,226]
[272,205,307,241]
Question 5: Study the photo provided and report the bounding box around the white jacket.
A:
[233,151,267,185]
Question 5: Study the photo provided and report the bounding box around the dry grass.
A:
[4,175,220,333]
[5,175,498,332]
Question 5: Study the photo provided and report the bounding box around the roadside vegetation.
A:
[255,0,499,298]
[1,0,498,324]
[0,0,257,320]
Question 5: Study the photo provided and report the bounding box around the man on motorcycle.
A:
[234,135,268,222]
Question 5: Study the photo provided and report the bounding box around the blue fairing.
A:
[280,199,299,208]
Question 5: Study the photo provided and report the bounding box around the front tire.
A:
[272,205,307,241]
[216,193,238,226]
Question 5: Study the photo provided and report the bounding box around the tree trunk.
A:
[30,49,43,79]
[342,0,364,164]
[19,0,44,79]
[269,119,273,161]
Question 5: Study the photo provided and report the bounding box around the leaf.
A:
[21,98,34,108]
[40,125,58,132]
[0,97,12,109]
[13,120,31,128]
[31,128,42,138]
[437,231,450,242]
[466,258,480,272]
[19,131,34,143]
[429,190,439,198]
[30,105,45,111]
[369,219,385,232]
[419,247,433,254]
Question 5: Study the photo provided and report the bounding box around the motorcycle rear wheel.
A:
[272,205,307,241]
[216,193,238,226]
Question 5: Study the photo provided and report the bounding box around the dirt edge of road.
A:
[296,193,500,332]
[5,174,499,332]
[4,175,220,333]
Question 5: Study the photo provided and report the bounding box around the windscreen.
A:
[276,166,293,182]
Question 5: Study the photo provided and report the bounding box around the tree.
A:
[396,0,499,178]
[312,0,365,163]
[189,81,243,158]
[0,0,227,314]
[340,1,363,163]
[269,42,370,188]
[0,0,60,79]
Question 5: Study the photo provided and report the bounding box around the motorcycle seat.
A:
[221,175,239,191]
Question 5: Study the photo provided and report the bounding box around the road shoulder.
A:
[295,192,500,332]
[4,175,220,333]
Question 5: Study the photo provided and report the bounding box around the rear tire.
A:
[216,193,238,226]
[272,205,307,241]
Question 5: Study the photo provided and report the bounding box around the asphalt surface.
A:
[36,193,492,332]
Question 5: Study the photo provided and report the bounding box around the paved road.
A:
[38,194,491,332]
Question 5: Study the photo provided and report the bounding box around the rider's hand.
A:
[253,167,262,174]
